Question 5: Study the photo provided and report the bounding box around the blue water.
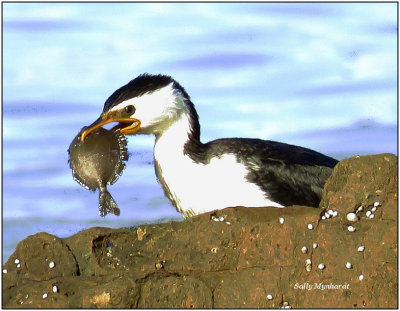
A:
[2,3,397,261]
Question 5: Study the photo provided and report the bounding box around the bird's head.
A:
[80,73,198,141]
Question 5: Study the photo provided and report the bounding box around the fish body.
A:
[68,127,128,216]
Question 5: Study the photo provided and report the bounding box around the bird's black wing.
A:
[202,138,338,207]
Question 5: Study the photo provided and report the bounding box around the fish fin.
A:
[99,190,121,217]
[109,162,126,185]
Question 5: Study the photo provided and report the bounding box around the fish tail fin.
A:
[99,190,120,217]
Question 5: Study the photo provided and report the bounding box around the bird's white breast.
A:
[154,117,283,216]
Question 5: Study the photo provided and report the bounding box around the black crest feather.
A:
[103,73,175,112]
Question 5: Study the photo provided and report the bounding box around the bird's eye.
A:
[124,105,135,114]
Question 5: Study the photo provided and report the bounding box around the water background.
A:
[2,3,397,261]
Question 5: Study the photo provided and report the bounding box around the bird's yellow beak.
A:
[80,113,141,142]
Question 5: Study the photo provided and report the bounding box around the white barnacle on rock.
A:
[359,274,364,281]
[267,294,273,300]
[52,285,58,293]
[328,209,334,216]
[324,212,331,219]
[218,216,225,222]
[305,258,312,265]
[318,263,325,270]
[14,258,20,265]
[279,217,285,224]
[307,223,314,230]
[347,225,356,232]
[369,214,375,219]
[321,215,326,220]
[366,211,372,217]
[225,221,231,225]
[301,246,308,254]
[312,242,318,249]
[371,207,377,212]
[357,205,364,212]
[42,293,48,299]
[16,264,21,268]
[374,201,381,207]
[49,261,55,269]
[281,301,291,309]
[346,212,358,222]
[346,262,352,269]
[358,245,365,252]
[305,264,312,272]
[211,215,219,222]
[2,269,7,274]
[332,211,338,217]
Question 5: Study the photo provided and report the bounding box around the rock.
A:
[320,153,397,220]
[138,275,213,308]
[2,153,397,308]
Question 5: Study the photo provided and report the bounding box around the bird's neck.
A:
[154,110,202,159]
[153,107,209,217]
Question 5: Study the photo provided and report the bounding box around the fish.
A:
[68,127,129,217]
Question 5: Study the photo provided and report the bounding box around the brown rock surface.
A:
[2,153,398,308]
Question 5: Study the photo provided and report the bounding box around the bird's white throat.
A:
[153,113,283,217]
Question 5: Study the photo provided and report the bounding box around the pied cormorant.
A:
[80,74,338,218]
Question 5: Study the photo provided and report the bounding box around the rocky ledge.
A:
[2,153,398,308]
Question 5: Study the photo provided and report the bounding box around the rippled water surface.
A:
[2,3,397,261]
